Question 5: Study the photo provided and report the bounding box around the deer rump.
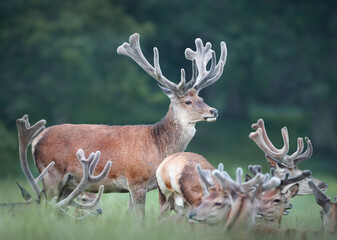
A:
[33,123,162,196]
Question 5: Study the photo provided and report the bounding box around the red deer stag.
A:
[0,115,111,219]
[308,179,337,233]
[32,33,227,219]
[246,165,311,227]
[249,118,327,195]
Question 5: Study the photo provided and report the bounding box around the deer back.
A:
[156,152,216,210]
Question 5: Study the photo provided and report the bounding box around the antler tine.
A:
[248,165,262,176]
[212,169,242,193]
[249,119,290,161]
[308,179,331,213]
[283,137,304,167]
[262,175,281,191]
[280,170,311,187]
[55,150,112,209]
[242,172,264,191]
[185,38,227,93]
[117,33,186,96]
[293,137,313,166]
[16,115,48,199]
[218,163,224,172]
[236,168,243,185]
[35,161,55,184]
[196,164,215,195]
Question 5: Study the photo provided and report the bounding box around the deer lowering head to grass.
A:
[32,33,227,220]
[0,115,111,219]
[156,152,224,219]
[189,165,281,230]
[308,180,337,233]
[246,165,311,227]
[249,119,327,195]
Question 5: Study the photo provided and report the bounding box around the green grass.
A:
[0,119,336,239]
[0,175,336,240]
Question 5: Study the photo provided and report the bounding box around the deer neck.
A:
[225,195,256,231]
[152,104,196,158]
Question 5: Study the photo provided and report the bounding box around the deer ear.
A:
[158,85,175,98]
[284,183,299,200]
[266,156,278,168]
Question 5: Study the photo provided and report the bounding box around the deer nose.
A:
[97,208,103,215]
[188,210,197,219]
[210,108,218,118]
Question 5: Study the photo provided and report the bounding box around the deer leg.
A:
[158,190,173,219]
[128,193,134,214]
[128,186,147,221]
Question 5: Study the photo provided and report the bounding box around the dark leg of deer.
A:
[129,186,147,221]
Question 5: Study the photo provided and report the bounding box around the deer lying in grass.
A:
[32,33,227,219]
[156,152,220,218]
[246,165,311,227]
[0,115,111,219]
[249,118,327,195]
[189,165,281,230]
[308,180,337,233]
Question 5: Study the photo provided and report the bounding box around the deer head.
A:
[308,180,337,233]
[249,119,327,195]
[117,33,227,124]
[188,164,233,224]
[74,193,103,217]
[247,165,310,226]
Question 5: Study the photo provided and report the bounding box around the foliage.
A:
[0,0,336,177]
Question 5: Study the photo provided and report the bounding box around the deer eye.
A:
[82,198,88,202]
[214,202,222,206]
[274,199,280,203]
[185,101,192,105]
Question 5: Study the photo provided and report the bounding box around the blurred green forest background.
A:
[0,0,336,177]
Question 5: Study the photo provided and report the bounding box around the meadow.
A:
[0,171,336,240]
[1,119,336,240]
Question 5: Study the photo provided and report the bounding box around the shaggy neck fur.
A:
[152,104,196,158]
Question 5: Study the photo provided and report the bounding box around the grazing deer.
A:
[0,115,111,219]
[246,165,311,227]
[308,180,337,233]
[189,166,281,230]
[32,33,227,219]
[249,118,327,195]
[156,152,221,218]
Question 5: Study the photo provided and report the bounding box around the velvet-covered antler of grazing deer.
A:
[249,118,327,195]
[53,149,111,215]
[1,115,111,219]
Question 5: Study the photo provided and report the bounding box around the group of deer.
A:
[157,118,335,234]
[2,33,336,233]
